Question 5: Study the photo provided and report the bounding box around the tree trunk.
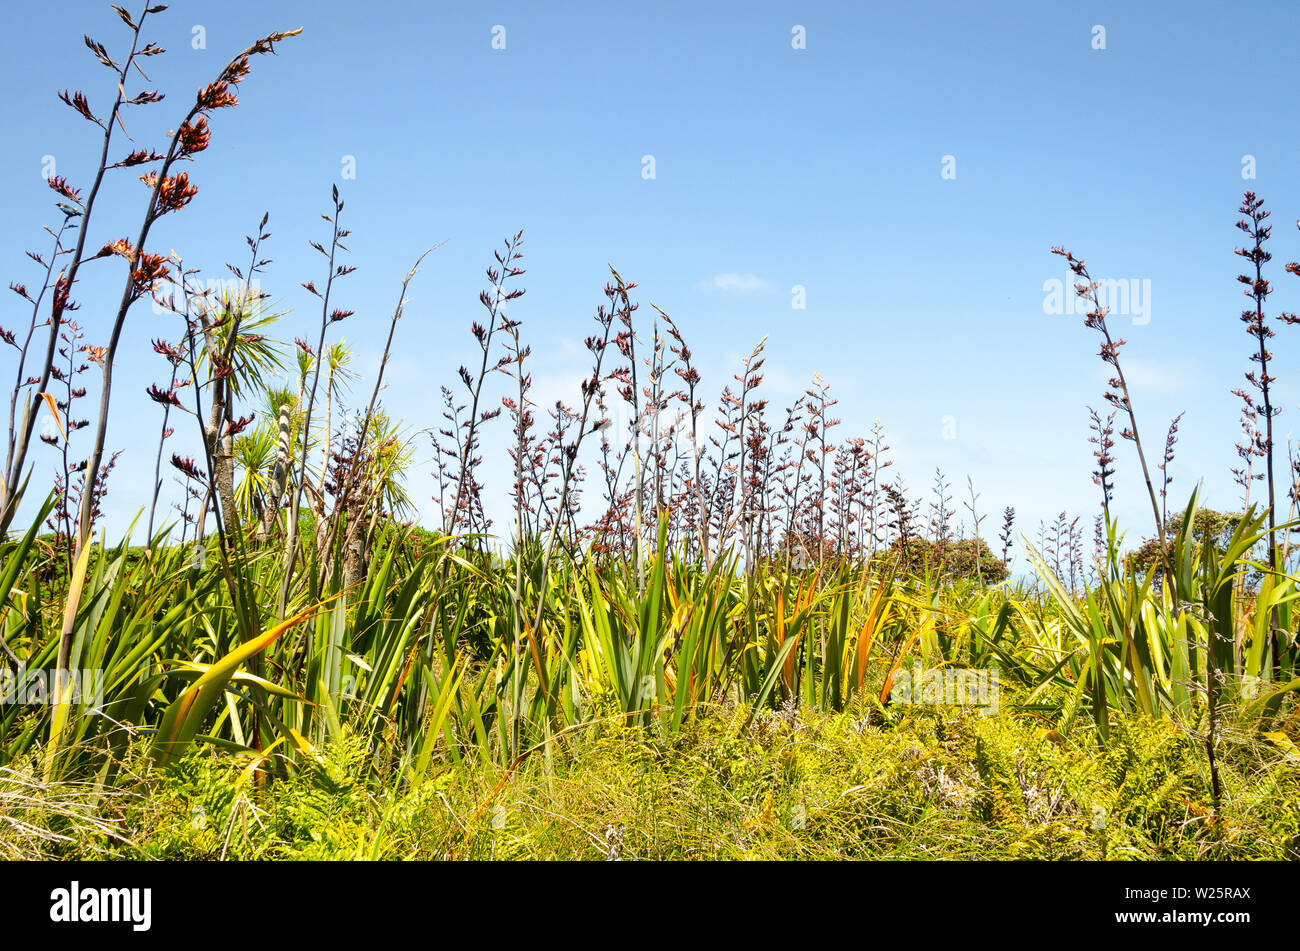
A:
[343,512,368,589]
[260,402,293,539]
[216,432,238,539]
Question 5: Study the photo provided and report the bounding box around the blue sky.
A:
[3,0,1300,557]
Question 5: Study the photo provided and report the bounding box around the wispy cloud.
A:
[698,272,777,294]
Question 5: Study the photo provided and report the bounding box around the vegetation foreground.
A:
[7,699,1300,860]
[3,5,1300,861]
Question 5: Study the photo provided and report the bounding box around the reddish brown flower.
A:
[147,384,183,407]
[170,454,203,481]
[175,117,210,157]
[176,117,211,157]
[130,253,171,300]
[112,148,166,169]
[195,80,238,111]
[51,277,77,320]
[95,238,136,261]
[248,29,302,56]
[57,89,98,124]
[46,176,82,204]
[210,353,233,381]
[84,35,116,69]
[151,338,184,362]
[220,57,252,85]
[223,413,255,437]
[140,171,198,214]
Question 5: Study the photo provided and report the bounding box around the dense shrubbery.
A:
[1125,508,1245,577]
[4,700,1298,860]
[875,536,1009,585]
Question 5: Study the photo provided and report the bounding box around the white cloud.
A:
[698,272,777,294]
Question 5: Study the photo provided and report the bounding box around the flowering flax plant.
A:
[0,2,172,534]
[1231,192,1297,587]
[444,232,524,540]
[1051,247,1169,578]
[76,20,301,557]
[280,186,356,610]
